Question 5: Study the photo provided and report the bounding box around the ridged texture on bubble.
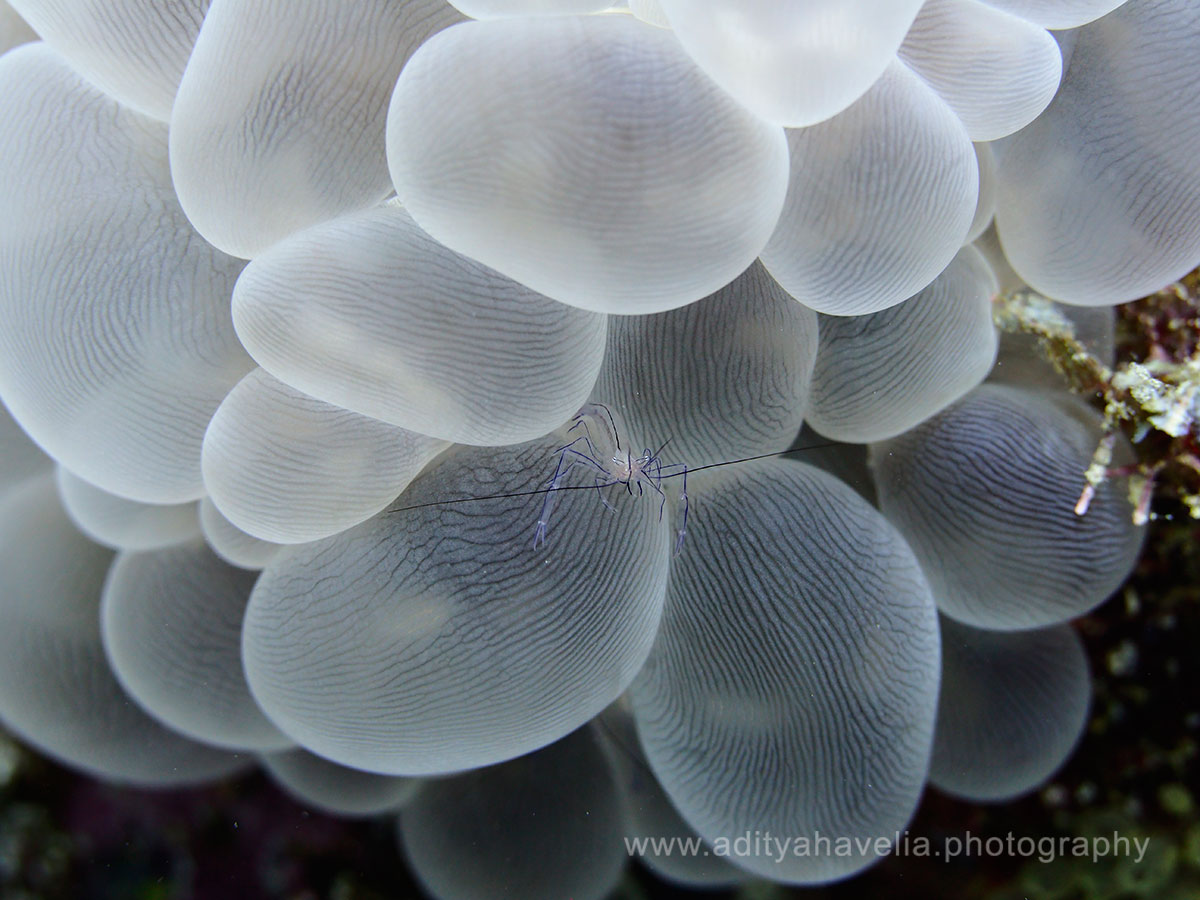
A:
[0,402,49,497]
[807,246,998,444]
[170,0,461,259]
[898,0,1061,142]
[994,0,1200,305]
[399,727,627,900]
[982,0,1127,29]
[657,0,924,127]
[102,540,292,751]
[386,15,789,314]
[199,498,282,570]
[871,384,1145,630]
[0,476,246,785]
[599,704,747,889]
[8,0,207,118]
[630,459,940,884]
[760,61,977,316]
[262,748,419,818]
[930,618,1090,802]
[203,369,450,544]
[967,142,997,243]
[0,1,36,51]
[56,468,200,551]
[448,0,608,16]
[243,421,671,775]
[233,204,606,444]
[590,261,817,469]
[0,45,252,503]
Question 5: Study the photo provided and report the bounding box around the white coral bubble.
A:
[233,204,606,445]
[806,245,998,443]
[994,0,1200,305]
[0,475,247,785]
[898,0,1061,142]
[631,459,940,884]
[386,15,789,314]
[590,261,818,468]
[170,0,462,258]
[982,0,1128,30]
[967,142,998,242]
[760,61,978,316]
[8,0,208,119]
[243,420,671,775]
[203,368,449,544]
[101,539,292,751]
[0,44,252,503]
[199,497,283,571]
[55,467,200,551]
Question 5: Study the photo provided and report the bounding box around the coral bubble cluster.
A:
[0,0,1196,897]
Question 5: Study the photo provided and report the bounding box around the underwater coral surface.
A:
[0,0,1198,898]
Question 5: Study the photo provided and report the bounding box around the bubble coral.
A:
[0,0,1198,897]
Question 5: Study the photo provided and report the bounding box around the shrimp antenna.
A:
[387,438,844,513]
[658,439,842,479]
[589,402,621,451]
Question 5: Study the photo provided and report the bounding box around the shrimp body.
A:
[533,404,689,554]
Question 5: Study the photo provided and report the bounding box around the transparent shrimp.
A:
[533,403,689,554]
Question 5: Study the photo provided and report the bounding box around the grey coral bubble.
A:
[232,203,606,445]
[993,0,1200,305]
[398,726,627,900]
[261,748,419,818]
[202,368,450,544]
[0,43,253,504]
[8,0,209,119]
[242,418,671,776]
[930,617,1090,802]
[386,14,789,314]
[199,497,282,571]
[56,467,201,551]
[598,702,747,890]
[170,0,462,258]
[630,458,940,884]
[897,0,1062,142]
[0,475,247,786]
[870,383,1145,630]
[589,260,818,469]
[101,539,292,752]
[760,60,978,316]
[806,245,998,444]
